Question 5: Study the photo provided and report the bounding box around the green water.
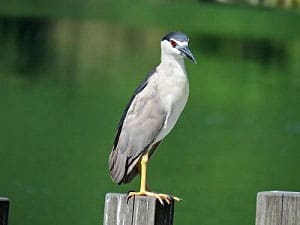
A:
[0,17,299,225]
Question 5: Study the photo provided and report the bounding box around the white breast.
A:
[154,61,189,143]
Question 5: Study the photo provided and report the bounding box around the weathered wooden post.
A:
[255,191,300,225]
[103,193,174,225]
[0,198,9,225]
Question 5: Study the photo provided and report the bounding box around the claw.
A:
[173,196,181,202]
[126,191,181,205]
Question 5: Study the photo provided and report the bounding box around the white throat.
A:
[159,54,187,81]
[153,41,190,143]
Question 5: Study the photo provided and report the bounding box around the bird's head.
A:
[161,31,196,64]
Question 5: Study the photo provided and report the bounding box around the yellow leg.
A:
[127,152,181,205]
[140,153,148,192]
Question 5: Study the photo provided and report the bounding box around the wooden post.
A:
[103,193,174,225]
[255,191,300,225]
[0,198,9,225]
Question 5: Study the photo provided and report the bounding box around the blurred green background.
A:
[0,0,300,225]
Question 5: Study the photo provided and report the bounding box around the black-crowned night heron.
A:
[109,31,196,204]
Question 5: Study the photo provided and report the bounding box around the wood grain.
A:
[0,198,9,225]
[103,193,174,225]
[256,191,300,225]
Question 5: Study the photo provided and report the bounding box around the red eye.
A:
[170,40,177,48]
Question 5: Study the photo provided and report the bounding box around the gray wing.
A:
[109,69,167,184]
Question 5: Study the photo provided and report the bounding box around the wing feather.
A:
[109,69,167,184]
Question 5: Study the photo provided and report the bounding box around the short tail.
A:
[109,149,126,184]
[109,148,140,184]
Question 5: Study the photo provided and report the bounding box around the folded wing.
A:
[109,69,167,184]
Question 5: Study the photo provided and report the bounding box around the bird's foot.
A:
[127,191,181,205]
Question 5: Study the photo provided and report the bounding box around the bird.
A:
[109,31,196,204]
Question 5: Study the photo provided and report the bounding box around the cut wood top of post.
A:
[256,191,300,225]
[104,193,175,225]
[258,191,300,197]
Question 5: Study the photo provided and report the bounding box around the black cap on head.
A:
[162,31,189,43]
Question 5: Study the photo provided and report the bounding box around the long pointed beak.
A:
[177,46,196,64]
